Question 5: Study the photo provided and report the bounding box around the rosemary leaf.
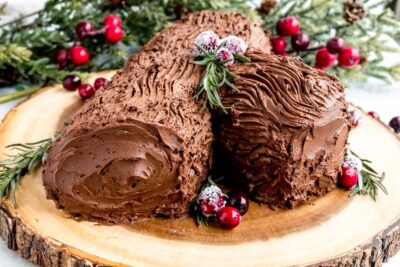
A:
[0,133,59,207]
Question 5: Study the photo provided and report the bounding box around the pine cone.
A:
[260,0,277,15]
[343,0,366,23]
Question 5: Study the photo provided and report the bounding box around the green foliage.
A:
[0,0,255,87]
[0,0,400,89]
[262,0,400,84]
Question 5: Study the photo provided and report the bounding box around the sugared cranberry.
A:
[55,49,69,69]
[69,46,90,66]
[94,77,110,90]
[276,16,300,37]
[78,84,95,100]
[103,14,122,28]
[105,26,124,43]
[197,185,225,217]
[226,191,249,215]
[216,206,241,229]
[338,46,360,68]
[315,47,337,69]
[326,37,344,54]
[271,36,286,55]
[340,166,359,189]
[368,111,379,120]
[291,32,310,51]
[62,75,81,91]
[389,116,400,133]
[75,20,94,39]
[349,109,363,128]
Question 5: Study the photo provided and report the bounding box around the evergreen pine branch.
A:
[261,0,400,84]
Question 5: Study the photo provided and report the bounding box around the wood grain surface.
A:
[0,71,400,267]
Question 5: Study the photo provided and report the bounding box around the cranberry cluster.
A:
[55,14,124,68]
[197,185,249,229]
[350,109,400,134]
[270,16,360,70]
[62,75,109,100]
[316,38,360,70]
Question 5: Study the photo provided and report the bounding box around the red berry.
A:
[338,46,360,68]
[69,46,90,66]
[340,166,359,189]
[226,191,249,215]
[78,84,95,100]
[62,75,81,91]
[55,49,69,69]
[217,206,241,229]
[105,26,124,44]
[315,47,337,69]
[326,37,344,54]
[349,109,363,128]
[197,185,225,217]
[276,16,300,37]
[389,116,400,133]
[75,20,94,39]
[271,36,286,55]
[291,32,310,51]
[94,77,110,90]
[368,111,379,120]
[103,14,122,28]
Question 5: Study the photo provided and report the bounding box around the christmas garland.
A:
[0,0,399,102]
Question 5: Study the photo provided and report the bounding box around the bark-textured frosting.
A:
[219,53,350,208]
[42,11,271,224]
[124,10,271,74]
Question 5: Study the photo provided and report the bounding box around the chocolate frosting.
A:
[42,11,271,224]
[218,53,350,208]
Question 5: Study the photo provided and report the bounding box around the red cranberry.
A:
[340,166,358,189]
[389,116,400,133]
[368,111,379,120]
[105,26,124,43]
[62,75,81,91]
[75,20,94,39]
[291,32,310,51]
[69,46,90,66]
[55,49,69,69]
[94,77,110,90]
[271,36,287,55]
[338,46,360,68]
[197,185,225,217]
[276,16,300,37]
[315,47,337,69]
[216,206,241,229]
[349,109,363,128]
[103,14,122,28]
[326,37,344,54]
[226,191,249,215]
[78,84,95,100]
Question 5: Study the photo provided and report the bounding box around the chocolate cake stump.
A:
[219,53,351,208]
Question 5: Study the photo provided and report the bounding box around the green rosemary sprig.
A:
[349,150,387,201]
[193,43,249,113]
[0,133,59,207]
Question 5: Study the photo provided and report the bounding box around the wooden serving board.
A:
[1,71,400,267]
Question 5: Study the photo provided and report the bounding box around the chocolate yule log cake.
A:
[219,53,351,208]
[42,11,271,223]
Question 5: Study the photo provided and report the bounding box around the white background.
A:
[0,1,400,266]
